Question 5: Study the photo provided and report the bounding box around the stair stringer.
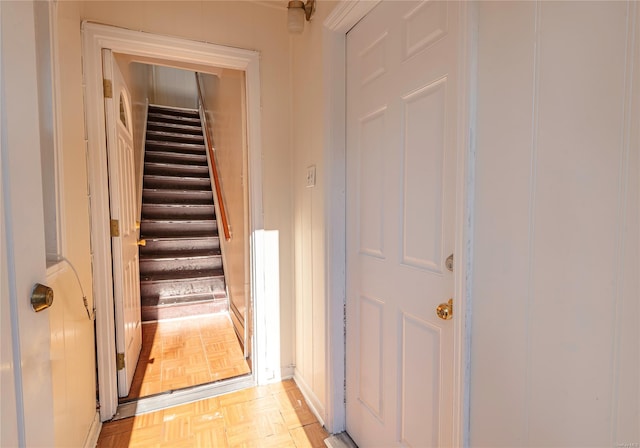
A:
[198,104,234,318]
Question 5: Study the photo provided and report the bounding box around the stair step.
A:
[140,248,221,259]
[140,269,225,301]
[141,295,227,321]
[148,104,200,118]
[145,140,206,154]
[146,130,205,145]
[139,250,222,275]
[144,151,207,166]
[147,121,202,135]
[147,112,201,126]
[140,267,224,282]
[143,162,209,178]
[141,291,226,307]
[140,104,228,322]
[143,174,211,190]
[142,203,215,220]
[141,236,220,253]
[142,188,213,204]
[140,219,218,237]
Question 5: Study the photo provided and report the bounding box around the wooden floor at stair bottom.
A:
[123,313,251,401]
[98,380,329,447]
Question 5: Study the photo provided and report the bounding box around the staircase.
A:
[139,104,227,321]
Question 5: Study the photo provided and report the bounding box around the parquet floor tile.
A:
[98,380,329,448]
[123,313,251,401]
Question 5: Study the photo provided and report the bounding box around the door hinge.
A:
[110,219,120,237]
[103,79,113,99]
[116,352,125,371]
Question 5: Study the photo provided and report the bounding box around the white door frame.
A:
[321,2,477,443]
[82,23,267,421]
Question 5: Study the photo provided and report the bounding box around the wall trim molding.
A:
[81,22,267,421]
[82,412,102,448]
[321,0,380,434]
[294,370,327,428]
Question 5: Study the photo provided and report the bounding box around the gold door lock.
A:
[436,298,453,320]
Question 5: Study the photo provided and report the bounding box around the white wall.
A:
[470,1,640,445]
[200,71,250,340]
[290,0,338,424]
[151,65,198,109]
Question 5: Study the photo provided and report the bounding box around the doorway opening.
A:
[107,58,252,404]
[83,23,277,422]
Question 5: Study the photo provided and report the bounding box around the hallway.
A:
[122,313,250,401]
[99,380,328,447]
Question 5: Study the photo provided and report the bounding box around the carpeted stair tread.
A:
[146,121,202,134]
[148,104,199,116]
[143,174,211,190]
[143,162,209,177]
[139,248,221,260]
[140,268,224,282]
[146,130,205,143]
[144,150,208,165]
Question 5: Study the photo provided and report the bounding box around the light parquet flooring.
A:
[98,380,329,447]
[123,313,251,401]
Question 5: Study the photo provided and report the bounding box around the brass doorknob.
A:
[137,239,146,246]
[436,298,453,320]
[31,283,54,312]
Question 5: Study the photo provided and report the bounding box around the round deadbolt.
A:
[31,283,54,312]
[436,298,453,320]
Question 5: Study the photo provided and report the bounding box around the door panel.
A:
[346,1,459,446]
[102,49,142,397]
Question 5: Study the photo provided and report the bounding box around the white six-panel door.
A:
[102,49,142,397]
[346,1,460,446]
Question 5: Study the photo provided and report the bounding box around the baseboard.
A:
[293,370,326,428]
[281,365,295,380]
[82,412,102,448]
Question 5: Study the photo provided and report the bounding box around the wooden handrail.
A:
[195,73,231,241]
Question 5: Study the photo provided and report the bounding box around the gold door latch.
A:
[436,298,453,320]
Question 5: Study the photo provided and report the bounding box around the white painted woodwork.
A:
[112,56,154,217]
[0,1,55,445]
[320,1,382,432]
[102,49,143,397]
[346,1,459,445]
[471,1,640,445]
[0,4,20,445]
[44,2,101,445]
[0,37,20,444]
